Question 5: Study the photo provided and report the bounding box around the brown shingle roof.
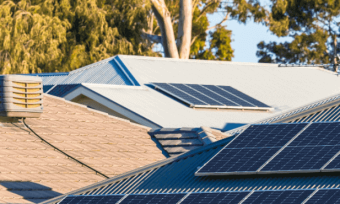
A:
[0,94,165,203]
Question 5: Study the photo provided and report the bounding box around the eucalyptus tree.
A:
[0,0,156,74]
[145,0,266,60]
[256,0,340,71]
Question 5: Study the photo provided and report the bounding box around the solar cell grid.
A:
[180,192,249,204]
[170,84,222,105]
[305,189,340,204]
[218,86,270,108]
[289,122,340,147]
[202,85,255,107]
[119,194,185,204]
[153,83,206,105]
[59,195,124,204]
[261,145,340,172]
[323,153,340,170]
[242,190,313,204]
[227,124,307,149]
[186,84,239,106]
[198,147,280,173]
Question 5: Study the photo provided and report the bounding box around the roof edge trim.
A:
[114,56,140,86]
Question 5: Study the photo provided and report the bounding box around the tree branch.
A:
[207,14,229,31]
[195,0,219,22]
[141,32,162,44]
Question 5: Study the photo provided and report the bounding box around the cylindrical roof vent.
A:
[0,75,43,118]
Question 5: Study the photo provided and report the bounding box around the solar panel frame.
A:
[202,85,255,107]
[218,85,271,108]
[151,83,273,110]
[119,193,186,204]
[59,195,125,204]
[304,189,340,204]
[196,123,308,176]
[242,190,314,204]
[260,145,340,173]
[153,83,207,106]
[179,191,249,204]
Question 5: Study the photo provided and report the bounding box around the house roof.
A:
[44,124,340,204]
[40,55,340,130]
[148,126,227,157]
[224,92,340,136]
[0,94,165,203]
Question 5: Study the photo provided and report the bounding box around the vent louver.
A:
[0,75,43,118]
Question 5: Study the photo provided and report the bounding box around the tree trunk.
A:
[177,0,192,59]
[150,0,179,58]
[332,34,338,72]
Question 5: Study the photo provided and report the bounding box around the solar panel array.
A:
[196,122,340,176]
[59,189,340,204]
[152,83,271,110]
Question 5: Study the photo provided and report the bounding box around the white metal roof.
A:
[64,55,340,130]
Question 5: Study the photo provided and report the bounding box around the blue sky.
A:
[208,13,292,63]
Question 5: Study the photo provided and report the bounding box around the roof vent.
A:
[0,75,43,118]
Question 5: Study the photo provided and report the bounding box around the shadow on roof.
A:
[0,181,62,203]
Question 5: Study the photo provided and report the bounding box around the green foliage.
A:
[197,26,234,60]
[258,0,340,64]
[0,0,157,74]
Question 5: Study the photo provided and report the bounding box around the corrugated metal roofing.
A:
[44,133,340,204]
[36,55,340,129]
[225,93,340,136]
[40,56,137,86]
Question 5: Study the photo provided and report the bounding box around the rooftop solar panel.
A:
[218,86,271,108]
[170,84,223,106]
[179,192,249,204]
[243,190,313,204]
[323,153,340,170]
[227,124,307,149]
[59,195,124,204]
[198,147,280,174]
[202,85,255,107]
[261,146,340,172]
[289,122,340,147]
[305,189,340,204]
[152,83,271,110]
[153,83,206,106]
[186,84,239,106]
[119,193,185,204]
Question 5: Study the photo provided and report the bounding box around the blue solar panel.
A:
[243,190,313,204]
[153,83,206,105]
[120,194,185,204]
[202,85,255,107]
[289,123,340,146]
[59,195,124,204]
[152,83,271,109]
[48,84,79,97]
[323,154,340,170]
[185,84,239,106]
[43,85,54,93]
[170,84,223,106]
[227,124,307,148]
[218,86,271,108]
[262,146,340,172]
[198,147,280,173]
[305,189,340,204]
[180,192,249,204]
